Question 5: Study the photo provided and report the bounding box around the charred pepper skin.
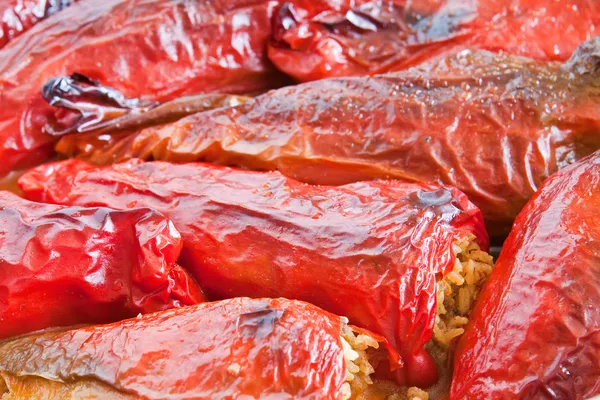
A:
[268,0,600,82]
[0,0,286,179]
[57,38,600,240]
[0,298,354,399]
[19,158,489,387]
[41,73,251,139]
[0,191,204,341]
[451,150,600,399]
[0,0,76,49]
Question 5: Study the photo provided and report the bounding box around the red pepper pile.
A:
[47,38,600,239]
[0,1,599,398]
[19,158,489,387]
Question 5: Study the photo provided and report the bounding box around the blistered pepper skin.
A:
[0,0,287,179]
[268,0,600,82]
[61,38,600,240]
[0,298,350,399]
[19,158,488,387]
[0,0,76,49]
[451,151,600,399]
[0,191,204,341]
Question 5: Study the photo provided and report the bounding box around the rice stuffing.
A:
[340,234,493,400]
[340,319,379,400]
[407,386,430,400]
[434,234,494,347]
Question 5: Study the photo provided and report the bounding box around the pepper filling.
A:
[341,234,493,400]
[434,234,494,347]
[340,321,379,400]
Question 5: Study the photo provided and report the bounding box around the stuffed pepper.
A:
[49,37,600,239]
[268,0,600,81]
[451,150,600,399]
[0,298,390,400]
[0,191,204,340]
[0,0,287,179]
[0,0,76,49]
[20,159,494,389]
[42,73,250,140]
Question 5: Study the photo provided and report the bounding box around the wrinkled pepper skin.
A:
[0,0,76,49]
[451,150,600,399]
[42,73,251,138]
[0,298,352,399]
[61,38,600,239]
[42,73,251,164]
[0,0,287,179]
[19,158,489,387]
[268,0,600,82]
[0,191,204,341]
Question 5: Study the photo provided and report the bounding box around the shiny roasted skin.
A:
[0,0,76,49]
[0,298,351,399]
[19,158,489,387]
[0,191,204,341]
[0,0,286,178]
[45,73,250,161]
[451,151,600,399]
[59,38,600,239]
[268,0,600,81]
[41,74,252,137]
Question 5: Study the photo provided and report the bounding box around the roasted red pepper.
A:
[451,150,600,399]
[19,158,490,388]
[0,298,381,399]
[0,0,76,49]
[0,0,287,179]
[0,190,204,341]
[43,74,250,138]
[43,73,250,163]
[54,38,600,239]
[268,0,600,82]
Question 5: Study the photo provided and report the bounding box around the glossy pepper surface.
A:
[57,37,600,239]
[0,298,358,399]
[42,74,251,138]
[43,73,251,164]
[0,0,286,179]
[0,190,204,341]
[451,150,600,399]
[0,0,76,49]
[19,158,489,387]
[268,0,600,82]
